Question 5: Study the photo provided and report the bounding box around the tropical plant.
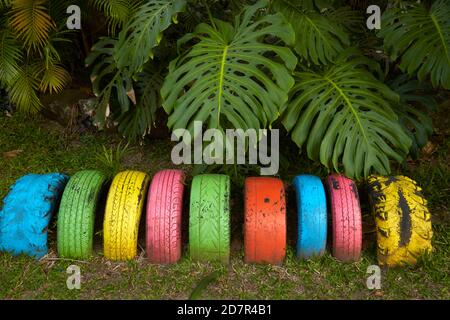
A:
[271,0,350,65]
[161,0,297,137]
[88,0,139,35]
[85,0,186,137]
[95,140,132,177]
[2,0,444,179]
[117,62,165,139]
[282,49,412,179]
[114,0,186,73]
[0,0,72,113]
[388,75,437,158]
[379,0,450,89]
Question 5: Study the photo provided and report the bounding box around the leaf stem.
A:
[202,0,217,31]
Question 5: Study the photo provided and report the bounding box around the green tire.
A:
[189,174,230,263]
[57,170,107,259]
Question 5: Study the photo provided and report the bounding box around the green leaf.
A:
[89,0,137,34]
[379,0,450,89]
[8,63,42,113]
[189,271,221,300]
[85,37,135,128]
[38,63,71,94]
[0,30,22,86]
[273,0,335,12]
[283,49,412,179]
[272,0,349,65]
[388,75,437,159]
[115,0,186,73]
[10,0,56,51]
[0,0,12,10]
[118,62,164,139]
[161,0,297,137]
[324,6,364,34]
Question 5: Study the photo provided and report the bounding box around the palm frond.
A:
[0,0,12,9]
[89,0,139,34]
[10,0,56,51]
[38,63,71,94]
[8,63,42,113]
[0,29,23,86]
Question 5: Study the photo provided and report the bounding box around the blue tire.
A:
[293,175,327,259]
[0,173,69,259]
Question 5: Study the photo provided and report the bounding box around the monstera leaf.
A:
[117,63,164,139]
[283,49,412,179]
[161,0,297,137]
[85,37,135,126]
[379,0,450,89]
[272,0,349,65]
[115,0,186,73]
[389,75,437,158]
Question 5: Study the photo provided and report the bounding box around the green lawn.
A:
[0,111,449,300]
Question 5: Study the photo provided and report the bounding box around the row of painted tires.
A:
[0,170,433,267]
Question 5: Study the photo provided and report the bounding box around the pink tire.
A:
[146,169,185,264]
[326,174,362,262]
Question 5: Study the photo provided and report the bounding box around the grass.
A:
[0,110,449,300]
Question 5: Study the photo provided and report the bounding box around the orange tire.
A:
[244,177,286,264]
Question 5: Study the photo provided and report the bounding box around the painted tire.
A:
[103,171,150,260]
[189,174,230,263]
[57,170,107,259]
[367,175,432,267]
[326,174,362,262]
[293,175,327,259]
[244,177,286,264]
[0,173,69,259]
[146,169,185,264]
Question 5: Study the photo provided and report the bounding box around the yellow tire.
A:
[103,170,150,260]
[367,175,432,267]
